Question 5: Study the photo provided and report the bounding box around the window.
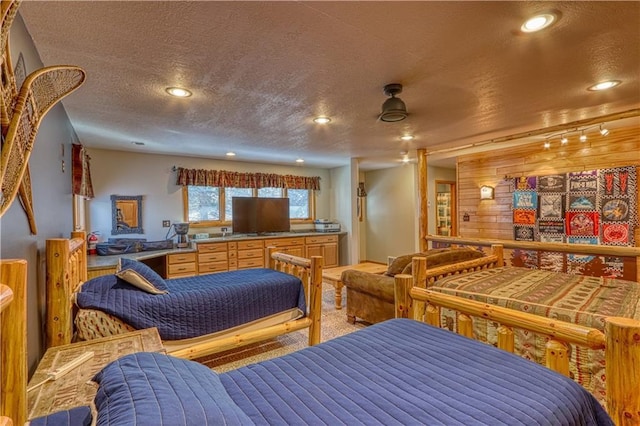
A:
[288,189,310,219]
[224,187,253,221]
[186,186,220,222]
[184,186,313,226]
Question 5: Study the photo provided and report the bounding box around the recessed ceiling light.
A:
[313,116,331,124]
[521,13,556,33]
[165,87,192,97]
[226,152,236,157]
[296,158,305,163]
[400,135,414,141]
[587,80,621,91]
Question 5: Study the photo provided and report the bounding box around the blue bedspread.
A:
[221,319,612,425]
[75,269,306,340]
[92,319,612,426]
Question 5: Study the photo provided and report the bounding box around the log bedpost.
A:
[605,317,640,426]
[46,238,72,347]
[0,259,27,426]
[394,274,413,319]
[308,255,323,346]
[412,257,427,321]
[490,244,504,267]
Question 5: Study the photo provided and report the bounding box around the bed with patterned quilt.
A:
[428,266,640,404]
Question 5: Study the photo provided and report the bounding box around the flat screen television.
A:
[232,197,290,235]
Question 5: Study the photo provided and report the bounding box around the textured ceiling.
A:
[17,1,640,170]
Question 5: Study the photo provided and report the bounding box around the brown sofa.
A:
[342,247,485,324]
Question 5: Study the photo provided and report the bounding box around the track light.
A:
[541,122,611,150]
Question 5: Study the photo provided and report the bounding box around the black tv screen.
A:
[232,197,290,234]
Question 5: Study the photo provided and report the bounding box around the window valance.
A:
[175,168,321,190]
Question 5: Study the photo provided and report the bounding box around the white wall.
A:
[363,164,418,263]
[329,165,353,265]
[87,148,333,242]
[1,14,79,373]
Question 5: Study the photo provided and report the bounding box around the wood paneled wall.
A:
[456,125,640,244]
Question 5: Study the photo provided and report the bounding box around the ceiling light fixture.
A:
[313,116,331,124]
[587,80,621,91]
[226,152,236,157]
[165,87,192,97]
[521,13,556,33]
[379,83,408,122]
[539,122,612,150]
[400,135,414,141]
[296,158,305,163]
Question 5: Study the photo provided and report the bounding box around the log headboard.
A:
[46,231,87,348]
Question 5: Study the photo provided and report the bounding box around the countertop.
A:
[88,247,196,268]
[87,231,344,269]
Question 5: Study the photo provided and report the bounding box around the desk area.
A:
[88,231,344,279]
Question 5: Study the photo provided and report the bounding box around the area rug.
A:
[197,285,368,372]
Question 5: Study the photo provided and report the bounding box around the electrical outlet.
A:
[221,227,228,233]
[162,220,171,227]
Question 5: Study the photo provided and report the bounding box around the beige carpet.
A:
[197,285,368,373]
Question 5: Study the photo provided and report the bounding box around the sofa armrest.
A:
[341,269,395,300]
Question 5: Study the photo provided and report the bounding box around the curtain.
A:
[175,167,321,190]
[72,143,94,199]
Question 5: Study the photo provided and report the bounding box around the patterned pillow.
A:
[115,258,168,294]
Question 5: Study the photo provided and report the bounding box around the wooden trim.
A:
[0,259,27,426]
[417,148,428,252]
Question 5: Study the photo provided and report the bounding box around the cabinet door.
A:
[322,242,338,268]
[306,244,323,260]
[285,246,305,258]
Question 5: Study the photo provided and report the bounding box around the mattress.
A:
[92,319,612,426]
[75,268,306,340]
[430,266,640,403]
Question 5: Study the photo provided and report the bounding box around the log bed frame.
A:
[1,248,639,424]
[45,232,323,360]
[394,254,640,426]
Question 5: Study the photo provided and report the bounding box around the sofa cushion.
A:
[400,247,485,275]
[385,252,424,276]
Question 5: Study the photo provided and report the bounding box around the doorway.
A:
[435,180,456,236]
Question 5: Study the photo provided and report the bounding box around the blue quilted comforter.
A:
[75,269,306,340]
[90,319,612,426]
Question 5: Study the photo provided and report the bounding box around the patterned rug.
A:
[197,285,368,372]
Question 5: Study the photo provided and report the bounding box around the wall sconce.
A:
[480,185,495,200]
[357,182,367,197]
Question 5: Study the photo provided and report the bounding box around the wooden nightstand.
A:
[27,328,164,420]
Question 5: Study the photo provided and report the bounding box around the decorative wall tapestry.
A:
[509,166,638,278]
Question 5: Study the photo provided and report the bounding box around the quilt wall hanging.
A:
[509,165,638,279]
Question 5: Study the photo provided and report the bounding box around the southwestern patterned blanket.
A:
[431,266,640,404]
